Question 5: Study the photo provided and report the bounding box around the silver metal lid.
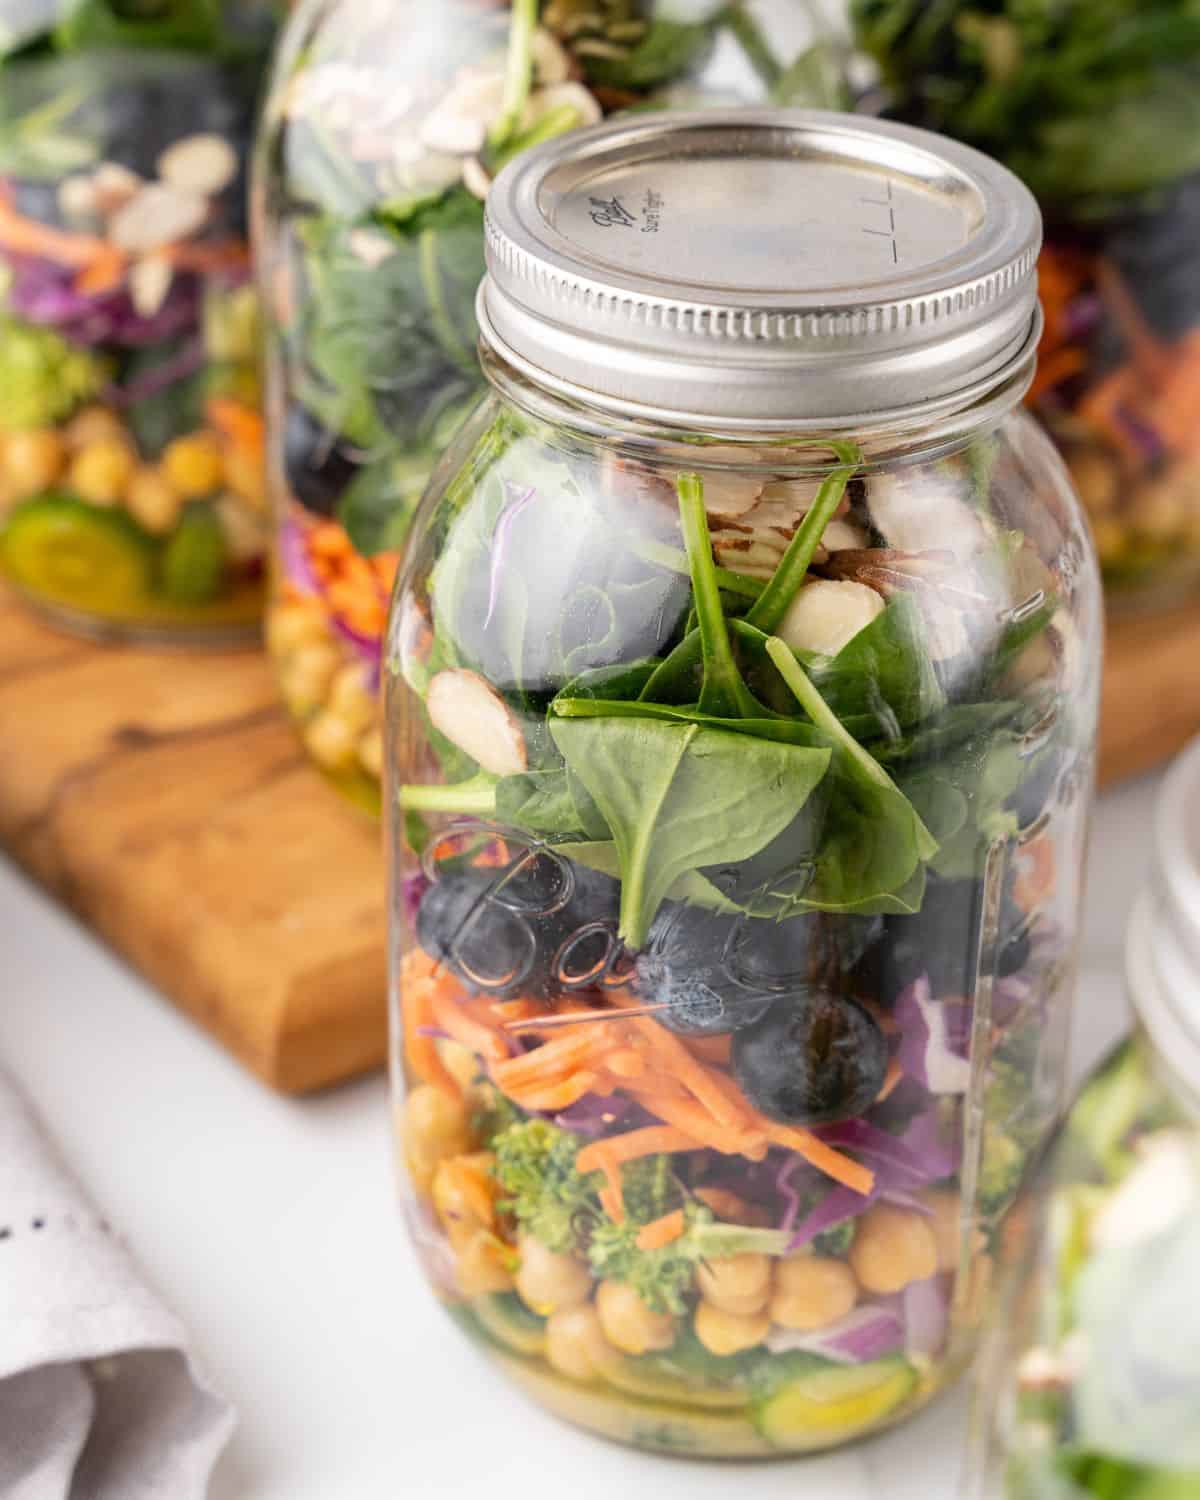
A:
[1128,738,1200,1103]
[479,109,1043,431]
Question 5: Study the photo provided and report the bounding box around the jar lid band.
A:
[480,109,1042,428]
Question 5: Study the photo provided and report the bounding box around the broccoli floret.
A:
[812,1219,856,1258]
[980,1123,1027,1217]
[588,1204,792,1315]
[621,1153,684,1227]
[471,1081,521,1145]
[492,1119,603,1254]
[0,318,106,431]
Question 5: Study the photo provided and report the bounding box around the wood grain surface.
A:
[0,587,387,1093]
[0,583,1197,1092]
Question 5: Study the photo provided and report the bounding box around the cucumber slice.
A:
[160,501,228,605]
[1,494,155,613]
[603,1357,751,1411]
[471,1293,547,1357]
[753,1357,918,1450]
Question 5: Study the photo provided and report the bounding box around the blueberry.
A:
[634,906,775,1036]
[877,872,1032,1001]
[732,992,888,1126]
[283,405,362,516]
[416,857,619,999]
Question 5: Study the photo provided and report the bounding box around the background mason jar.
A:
[256,0,849,812]
[0,0,277,643]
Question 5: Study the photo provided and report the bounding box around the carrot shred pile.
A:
[400,945,877,1218]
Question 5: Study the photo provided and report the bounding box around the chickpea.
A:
[63,405,127,449]
[849,1204,939,1295]
[304,709,360,771]
[1090,517,1127,566]
[545,1304,618,1383]
[432,1152,497,1248]
[266,601,330,658]
[515,1234,592,1316]
[68,439,135,506]
[161,432,224,499]
[696,1253,772,1317]
[595,1281,676,1357]
[328,664,376,736]
[919,1188,986,1274]
[769,1255,858,1331]
[694,1299,770,1357]
[358,726,384,780]
[1067,448,1119,517]
[281,640,341,712]
[125,467,183,535]
[456,1230,515,1297]
[440,1040,482,1093]
[222,443,268,512]
[403,1084,474,1193]
[214,494,266,563]
[4,429,65,497]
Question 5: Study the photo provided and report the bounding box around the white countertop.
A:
[0,774,1152,1500]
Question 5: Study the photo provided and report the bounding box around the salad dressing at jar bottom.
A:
[970,737,1200,1499]
[387,110,1101,1458]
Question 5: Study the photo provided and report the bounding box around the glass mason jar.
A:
[256,0,847,811]
[0,0,275,644]
[970,741,1200,1499]
[384,112,1101,1458]
[850,0,1200,609]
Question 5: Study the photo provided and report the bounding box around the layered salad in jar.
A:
[0,0,273,641]
[259,0,845,807]
[387,402,1095,1456]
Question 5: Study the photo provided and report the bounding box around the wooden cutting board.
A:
[0,586,387,1093]
[0,583,1195,1093]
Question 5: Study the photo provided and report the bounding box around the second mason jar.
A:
[387,111,1101,1457]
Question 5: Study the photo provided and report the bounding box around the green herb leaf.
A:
[549,715,830,946]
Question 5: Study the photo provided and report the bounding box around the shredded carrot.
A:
[599,1181,625,1224]
[403,982,461,1100]
[206,397,264,453]
[759,1122,874,1197]
[165,238,250,275]
[576,1126,698,1175]
[1027,345,1087,402]
[619,1084,765,1157]
[1013,834,1056,913]
[0,195,118,267]
[683,1035,732,1067]
[428,982,510,1065]
[877,1055,903,1103]
[635,1210,686,1251]
[493,1029,610,1089]
[506,1071,598,1112]
[630,1018,750,1130]
[604,1048,647,1079]
[73,249,126,296]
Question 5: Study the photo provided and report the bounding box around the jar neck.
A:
[478,339,1032,470]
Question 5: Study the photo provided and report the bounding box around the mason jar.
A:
[850,0,1200,609]
[970,740,1200,1499]
[256,0,847,811]
[385,110,1101,1458]
[0,1,276,643]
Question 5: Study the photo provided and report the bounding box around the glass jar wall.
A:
[0,0,276,642]
[851,1,1200,610]
[256,0,846,810]
[384,111,1101,1458]
[387,385,1098,1458]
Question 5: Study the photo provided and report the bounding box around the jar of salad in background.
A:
[851,0,1200,609]
[256,0,848,812]
[385,111,1100,1458]
[969,740,1200,1500]
[0,0,277,643]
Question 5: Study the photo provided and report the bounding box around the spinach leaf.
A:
[552,695,826,748]
[549,716,830,947]
[577,18,715,91]
[805,595,945,741]
[494,769,585,837]
[337,449,431,556]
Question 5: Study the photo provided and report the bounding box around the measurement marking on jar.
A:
[859,181,899,262]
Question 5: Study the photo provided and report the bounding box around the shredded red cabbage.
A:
[788,1183,874,1251]
[775,1154,804,1234]
[896,976,972,1095]
[279,516,322,594]
[767,1304,905,1365]
[553,1092,657,1137]
[903,1274,950,1359]
[8,254,202,347]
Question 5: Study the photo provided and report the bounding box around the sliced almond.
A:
[521,81,602,130]
[426,669,526,777]
[777,579,885,658]
[348,227,396,267]
[157,133,238,197]
[462,156,492,202]
[93,161,143,218]
[58,174,99,223]
[701,473,765,518]
[410,150,464,192]
[532,26,572,83]
[420,72,507,156]
[868,471,986,558]
[128,254,173,317]
[109,183,208,253]
[821,518,868,552]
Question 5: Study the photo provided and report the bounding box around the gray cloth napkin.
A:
[0,1064,234,1499]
